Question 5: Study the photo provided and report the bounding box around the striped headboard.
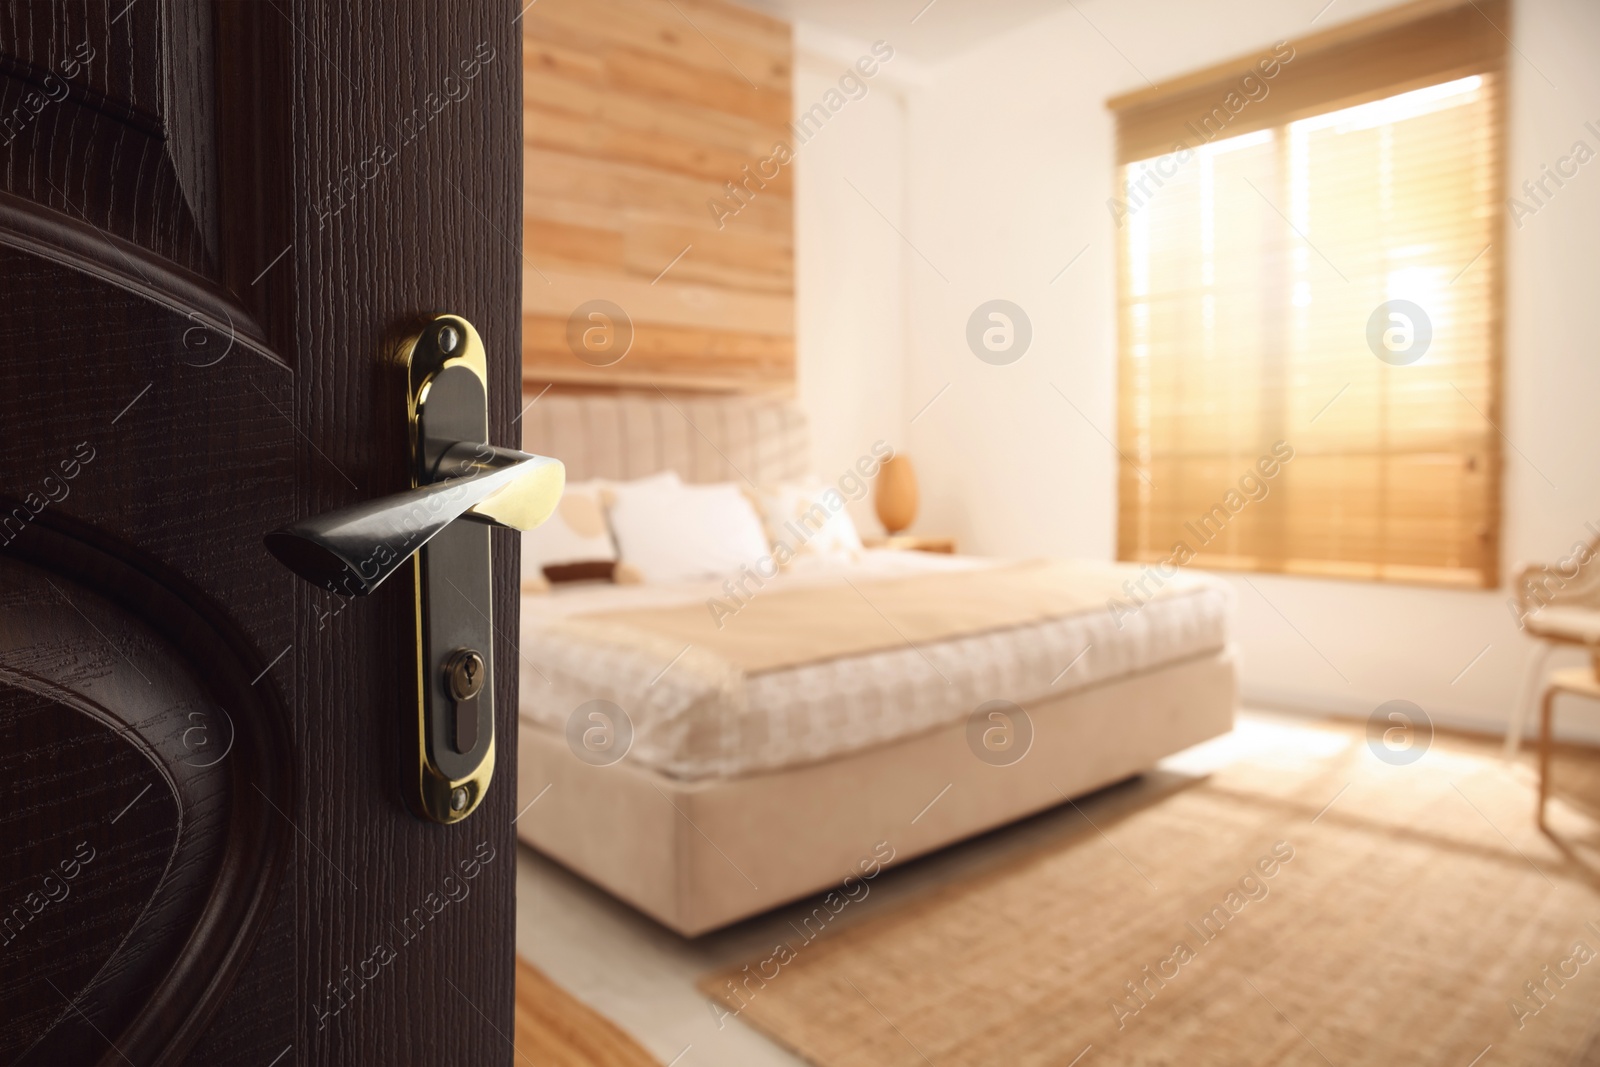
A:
[520,392,810,486]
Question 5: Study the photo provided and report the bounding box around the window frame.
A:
[1106,0,1509,589]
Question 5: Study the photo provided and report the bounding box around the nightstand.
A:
[863,535,957,554]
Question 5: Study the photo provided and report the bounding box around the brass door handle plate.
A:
[264,315,563,823]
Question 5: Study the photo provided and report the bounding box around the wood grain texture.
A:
[0,0,220,277]
[0,188,297,1063]
[523,311,793,391]
[521,0,795,392]
[0,538,292,1066]
[0,0,526,1063]
[513,956,660,1067]
[223,1,524,1063]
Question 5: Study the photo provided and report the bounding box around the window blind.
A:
[1110,0,1506,588]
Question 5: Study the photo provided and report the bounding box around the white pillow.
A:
[521,472,678,589]
[608,479,770,583]
[749,478,864,564]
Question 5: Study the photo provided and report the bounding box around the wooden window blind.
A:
[1109,0,1507,589]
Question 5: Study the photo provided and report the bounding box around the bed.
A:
[514,392,1237,936]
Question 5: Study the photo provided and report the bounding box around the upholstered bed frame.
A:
[514,391,1238,936]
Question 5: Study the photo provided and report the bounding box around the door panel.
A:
[0,1,522,1063]
[0,1,221,278]
[0,201,298,1065]
[0,540,291,1066]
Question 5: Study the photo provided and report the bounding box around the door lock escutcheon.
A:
[263,315,564,823]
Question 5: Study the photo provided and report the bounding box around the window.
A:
[1108,0,1507,588]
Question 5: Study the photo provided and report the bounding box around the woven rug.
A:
[699,720,1600,1065]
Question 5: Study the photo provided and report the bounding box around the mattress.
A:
[518,552,1232,781]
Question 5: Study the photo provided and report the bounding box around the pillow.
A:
[521,480,613,590]
[520,472,678,590]
[608,478,770,584]
[748,478,864,565]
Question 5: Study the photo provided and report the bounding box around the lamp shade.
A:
[874,454,918,535]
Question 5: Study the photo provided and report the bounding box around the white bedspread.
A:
[518,552,1232,780]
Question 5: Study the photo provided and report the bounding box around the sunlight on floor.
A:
[1161,709,1355,775]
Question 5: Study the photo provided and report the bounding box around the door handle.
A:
[264,440,562,596]
[263,315,563,823]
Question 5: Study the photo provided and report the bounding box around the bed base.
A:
[514,647,1237,936]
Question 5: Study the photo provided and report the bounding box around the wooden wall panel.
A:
[522,0,794,392]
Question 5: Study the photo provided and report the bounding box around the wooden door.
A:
[0,2,522,1064]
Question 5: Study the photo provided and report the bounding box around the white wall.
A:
[794,0,1600,739]
[790,24,913,532]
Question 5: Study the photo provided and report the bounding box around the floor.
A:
[513,709,1381,1067]
[513,954,660,1067]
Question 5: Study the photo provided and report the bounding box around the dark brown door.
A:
[0,3,522,1064]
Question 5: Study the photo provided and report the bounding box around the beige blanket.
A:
[556,559,1196,676]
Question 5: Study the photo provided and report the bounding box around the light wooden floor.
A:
[515,955,660,1067]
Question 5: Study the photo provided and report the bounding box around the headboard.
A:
[520,392,810,486]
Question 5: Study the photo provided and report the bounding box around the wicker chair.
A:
[1506,532,1600,757]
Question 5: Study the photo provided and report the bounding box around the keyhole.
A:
[446,649,485,755]
[447,649,486,700]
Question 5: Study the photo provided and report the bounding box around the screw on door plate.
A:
[444,648,485,754]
